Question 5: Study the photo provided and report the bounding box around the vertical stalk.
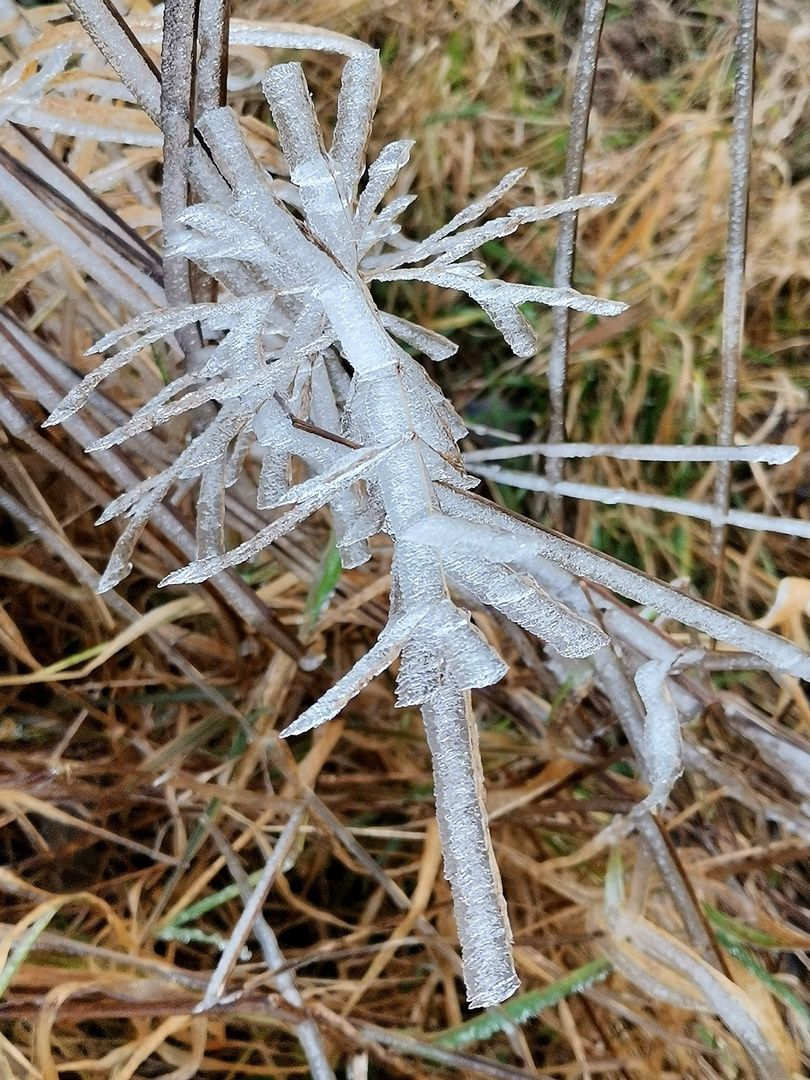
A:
[161,0,203,365]
[546,0,607,528]
[711,0,757,600]
[420,686,519,1008]
[195,0,230,115]
[192,0,230,307]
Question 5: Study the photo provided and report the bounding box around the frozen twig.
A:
[711,0,757,584]
[195,807,305,1012]
[467,462,810,538]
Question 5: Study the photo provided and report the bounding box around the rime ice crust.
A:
[46,41,810,1008]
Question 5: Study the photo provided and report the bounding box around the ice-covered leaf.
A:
[354,139,414,230]
[634,659,682,807]
[196,458,227,562]
[381,192,617,272]
[85,374,198,450]
[415,168,526,249]
[446,553,607,658]
[281,603,432,737]
[263,63,356,270]
[358,194,417,256]
[436,485,810,681]
[329,51,381,201]
[369,266,626,356]
[395,600,508,706]
[160,441,400,586]
[378,312,458,361]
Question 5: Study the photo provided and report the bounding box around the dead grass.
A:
[1,0,810,1077]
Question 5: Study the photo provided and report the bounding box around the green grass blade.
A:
[0,907,58,997]
[302,531,342,635]
[716,935,810,1028]
[433,957,613,1049]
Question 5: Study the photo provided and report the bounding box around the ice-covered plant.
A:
[40,26,810,1012]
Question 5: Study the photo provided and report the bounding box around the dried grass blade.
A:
[0,790,177,865]
[0,159,157,315]
[195,806,305,1011]
[0,595,207,687]
[7,126,163,283]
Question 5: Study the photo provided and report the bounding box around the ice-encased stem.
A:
[195,0,230,115]
[420,684,519,1008]
[711,0,757,577]
[468,463,810,539]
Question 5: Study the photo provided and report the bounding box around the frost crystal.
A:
[45,33,810,1009]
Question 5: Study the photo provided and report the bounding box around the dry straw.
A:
[0,0,809,1077]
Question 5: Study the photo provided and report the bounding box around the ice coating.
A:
[420,683,520,1008]
[43,27,810,1019]
[282,604,431,738]
[469,463,810,540]
[634,659,683,809]
[354,139,414,230]
[443,553,607,658]
[463,441,798,465]
[435,485,810,680]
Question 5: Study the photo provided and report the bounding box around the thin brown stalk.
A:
[711,0,757,596]
[160,0,203,364]
[8,125,164,283]
[545,0,607,527]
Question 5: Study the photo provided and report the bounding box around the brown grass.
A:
[1,0,810,1077]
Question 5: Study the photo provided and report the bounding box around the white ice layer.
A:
[634,659,683,809]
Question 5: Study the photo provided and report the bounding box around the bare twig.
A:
[545,0,608,526]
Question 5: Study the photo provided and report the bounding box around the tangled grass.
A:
[1,0,809,1077]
